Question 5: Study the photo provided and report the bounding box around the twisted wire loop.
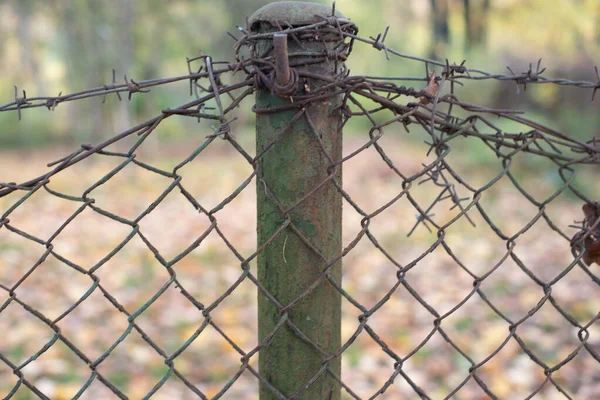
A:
[1,7,600,400]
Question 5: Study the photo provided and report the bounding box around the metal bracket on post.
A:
[269,32,298,97]
[273,33,291,87]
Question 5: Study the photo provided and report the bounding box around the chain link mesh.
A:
[1,4,600,399]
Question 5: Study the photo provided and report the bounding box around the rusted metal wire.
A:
[1,4,600,399]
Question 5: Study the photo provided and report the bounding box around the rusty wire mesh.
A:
[2,4,600,399]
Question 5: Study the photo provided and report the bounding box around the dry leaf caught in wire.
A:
[419,70,439,105]
[572,201,600,266]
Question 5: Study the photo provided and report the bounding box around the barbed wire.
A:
[2,15,599,118]
[1,3,600,399]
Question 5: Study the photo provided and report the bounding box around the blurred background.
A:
[2,1,600,399]
[0,0,599,152]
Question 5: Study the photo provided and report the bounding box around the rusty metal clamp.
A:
[271,33,298,97]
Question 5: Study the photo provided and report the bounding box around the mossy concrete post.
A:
[250,2,346,399]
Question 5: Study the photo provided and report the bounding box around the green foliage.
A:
[0,0,598,164]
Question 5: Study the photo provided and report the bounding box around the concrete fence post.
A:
[250,2,346,399]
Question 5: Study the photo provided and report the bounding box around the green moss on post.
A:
[251,3,346,399]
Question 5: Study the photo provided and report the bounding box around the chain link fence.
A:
[1,2,600,399]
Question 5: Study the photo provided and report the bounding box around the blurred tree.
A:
[429,0,450,59]
[13,0,41,94]
[114,0,135,136]
[597,4,600,44]
[463,0,490,49]
[61,1,115,143]
[10,0,42,151]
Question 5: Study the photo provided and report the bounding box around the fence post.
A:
[250,3,346,399]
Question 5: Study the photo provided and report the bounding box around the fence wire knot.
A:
[45,93,62,111]
[124,73,150,100]
[369,26,390,59]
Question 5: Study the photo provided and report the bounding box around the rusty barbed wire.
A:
[1,4,600,399]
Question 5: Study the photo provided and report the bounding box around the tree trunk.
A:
[430,0,450,59]
[463,0,491,49]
